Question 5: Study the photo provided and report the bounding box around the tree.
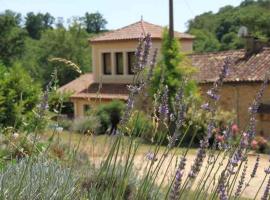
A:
[22,23,92,86]
[187,0,270,52]
[151,28,198,108]
[83,12,107,33]
[0,10,26,65]
[25,12,55,39]
[0,63,41,128]
[190,29,220,52]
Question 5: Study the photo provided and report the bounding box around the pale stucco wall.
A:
[200,83,270,136]
[91,39,193,84]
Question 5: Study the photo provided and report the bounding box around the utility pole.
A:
[169,0,174,40]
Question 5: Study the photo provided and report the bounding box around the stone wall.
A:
[200,82,270,136]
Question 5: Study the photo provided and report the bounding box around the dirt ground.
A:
[55,132,270,200]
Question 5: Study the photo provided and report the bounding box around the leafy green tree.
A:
[151,28,198,108]
[22,23,92,86]
[187,0,270,51]
[0,10,26,65]
[83,12,107,33]
[190,29,220,52]
[0,63,41,128]
[25,12,55,39]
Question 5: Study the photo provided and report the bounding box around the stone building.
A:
[59,20,270,135]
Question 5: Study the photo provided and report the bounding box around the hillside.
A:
[187,0,270,52]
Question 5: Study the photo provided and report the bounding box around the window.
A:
[102,53,112,74]
[84,104,91,115]
[127,52,135,74]
[115,52,124,74]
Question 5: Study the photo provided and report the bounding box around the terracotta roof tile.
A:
[58,48,270,101]
[58,73,94,93]
[90,20,194,42]
[71,83,129,100]
[190,48,270,83]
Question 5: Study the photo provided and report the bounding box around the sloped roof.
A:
[190,47,270,83]
[58,73,94,94]
[90,20,194,43]
[58,48,270,101]
[72,83,129,100]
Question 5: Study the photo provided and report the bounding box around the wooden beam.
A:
[169,0,174,39]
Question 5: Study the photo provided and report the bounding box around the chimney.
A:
[244,36,264,58]
[238,26,265,58]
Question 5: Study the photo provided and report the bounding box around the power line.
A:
[183,0,195,17]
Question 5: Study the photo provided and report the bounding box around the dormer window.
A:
[115,52,124,75]
[127,52,135,75]
[102,53,112,75]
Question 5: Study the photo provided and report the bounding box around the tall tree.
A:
[187,0,270,52]
[25,12,55,39]
[22,23,92,86]
[83,12,107,33]
[0,63,41,128]
[0,10,26,65]
[151,29,198,108]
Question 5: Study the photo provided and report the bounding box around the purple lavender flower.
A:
[201,103,211,111]
[134,33,152,72]
[251,154,260,178]
[168,87,186,148]
[261,176,270,200]
[37,83,50,119]
[170,157,186,200]
[188,139,208,178]
[120,94,134,125]
[146,152,157,161]
[235,163,248,197]
[206,89,220,101]
[142,33,152,67]
[158,85,169,122]
[218,172,229,200]
[147,48,158,83]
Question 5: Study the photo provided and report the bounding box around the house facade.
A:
[58,20,194,117]
[59,20,270,136]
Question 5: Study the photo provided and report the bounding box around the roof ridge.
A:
[140,19,146,36]
[90,21,142,41]
[189,49,245,56]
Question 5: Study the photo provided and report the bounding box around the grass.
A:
[43,131,198,157]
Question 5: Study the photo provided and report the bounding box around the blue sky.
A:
[1,0,243,31]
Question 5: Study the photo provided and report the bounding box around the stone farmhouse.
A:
[59,20,270,135]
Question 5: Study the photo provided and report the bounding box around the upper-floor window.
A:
[127,52,135,75]
[102,53,112,75]
[115,52,124,75]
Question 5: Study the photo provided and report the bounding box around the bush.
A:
[0,158,79,199]
[95,100,125,134]
[125,110,155,142]
[0,63,41,128]
[72,115,100,134]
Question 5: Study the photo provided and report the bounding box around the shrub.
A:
[95,100,125,134]
[0,63,41,128]
[0,158,79,199]
[72,115,100,134]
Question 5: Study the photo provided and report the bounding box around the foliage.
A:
[25,12,55,39]
[22,24,92,86]
[82,12,108,33]
[72,115,100,134]
[124,110,154,142]
[188,0,270,52]
[0,63,41,128]
[95,100,125,134]
[0,10,26,65]
[0,158,79,199]
[151,28,199,108]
